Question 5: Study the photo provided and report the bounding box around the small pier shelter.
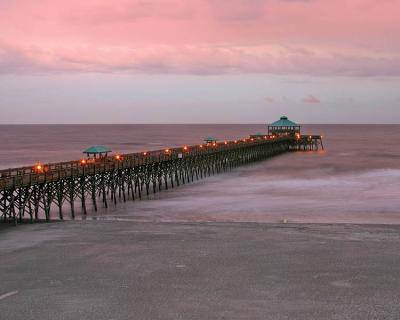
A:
[83,146,112,159]
[268,116,301,136]
[204,137,218,145]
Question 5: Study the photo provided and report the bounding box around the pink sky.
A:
[0,0,399,124]
[1,0,400,76]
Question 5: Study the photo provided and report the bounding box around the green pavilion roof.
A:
[204,136,218,142]
[83,146,112,154]
[251,132,266,136]
[269,116,299,127]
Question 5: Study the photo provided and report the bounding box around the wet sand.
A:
[1,221,400,320]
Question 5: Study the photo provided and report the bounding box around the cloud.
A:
[206,0,267,21]
[1,43,400,76]
[264,96,274,103]
[302,95,321,104]
[0,42,400,76]
[0,0,400,76]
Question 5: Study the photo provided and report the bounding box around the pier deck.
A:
[0,134,323,224]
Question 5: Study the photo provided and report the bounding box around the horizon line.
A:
[0,123,399,126]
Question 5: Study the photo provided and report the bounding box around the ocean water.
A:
[0,124,399,224]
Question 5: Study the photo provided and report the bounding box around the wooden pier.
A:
[0,133,323,224]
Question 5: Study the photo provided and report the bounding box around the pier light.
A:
[224,141,228,145]
[183,145,189,151]
[295,133,301,140]
[250,138,254,142]
[80,159,87,165]
[165,148,170,154]
[115,154,123,161]
[234,140,238,144]
[143,152,148,156]
[212,142,217,147]
[199,144,203,148]
[34,162,43,173]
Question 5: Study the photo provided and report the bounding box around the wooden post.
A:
[0,135,325,224]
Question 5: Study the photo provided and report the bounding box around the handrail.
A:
[0,135,295,190]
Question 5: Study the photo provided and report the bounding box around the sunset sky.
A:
[0,0,399,124]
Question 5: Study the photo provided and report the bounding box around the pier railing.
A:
[0,134,323,224]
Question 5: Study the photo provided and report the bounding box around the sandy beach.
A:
[1,220,400,320]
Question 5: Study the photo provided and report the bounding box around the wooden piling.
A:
[0,134,323,223]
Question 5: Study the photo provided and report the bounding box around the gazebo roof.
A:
[251,132,266,136]
[83,146,112,154]
[269,116,299,127]
[204,136,218,142]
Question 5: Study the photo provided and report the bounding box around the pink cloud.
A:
[302,95,321,104]
[1,42,400,76]
[264,96,274,103]
[0,0,399,76]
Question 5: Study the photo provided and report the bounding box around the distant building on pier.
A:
[268,116,301,136]
[204,136,218,145]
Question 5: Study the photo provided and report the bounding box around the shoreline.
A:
[4,218,400,227]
